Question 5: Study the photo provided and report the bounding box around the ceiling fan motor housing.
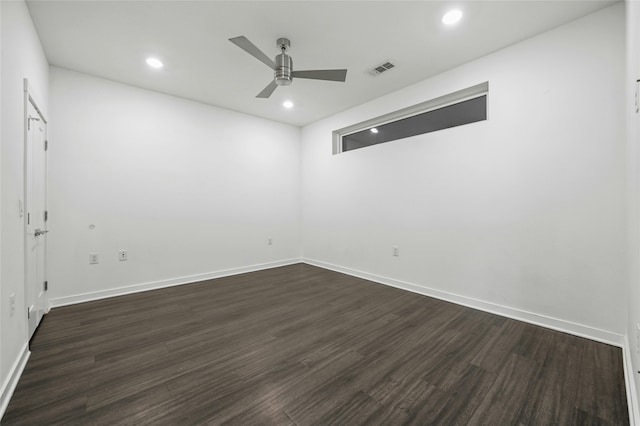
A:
[275,38,293,86]
[275,53,293,86]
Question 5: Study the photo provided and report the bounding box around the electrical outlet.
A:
[393,246,399,257]
[89,253,99,264]
[267,237,273,246]
[119,250,128,261]
[10,293,15,317]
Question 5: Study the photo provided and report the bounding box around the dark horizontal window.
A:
[342,95,487,153]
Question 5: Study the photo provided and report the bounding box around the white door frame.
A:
[23,78,49,340]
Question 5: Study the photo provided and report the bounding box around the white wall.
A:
[0,0,634,420]
[626,0,640,418]
[0,0,49,413]
[301,4,626,342]
[47,67,301,305]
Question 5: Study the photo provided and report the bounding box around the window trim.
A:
[333,81,489,154]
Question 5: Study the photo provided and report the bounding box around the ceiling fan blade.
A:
[291,69,347,82]
[256,80,278,98]
[229,36,276,69]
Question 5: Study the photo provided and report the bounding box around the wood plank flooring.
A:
[3,264,629,425]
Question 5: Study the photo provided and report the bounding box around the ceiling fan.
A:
[229,36,348,98]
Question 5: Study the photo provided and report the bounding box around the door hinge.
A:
[44,281,48,291]
[27,308,30,319]
[44,140,48,151]
[44,210,48,222]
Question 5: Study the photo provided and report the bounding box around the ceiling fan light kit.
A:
[229,36,348,98]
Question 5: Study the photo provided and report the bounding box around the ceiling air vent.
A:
[368,61,395,76]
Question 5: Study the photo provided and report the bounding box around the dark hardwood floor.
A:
[3,264,629,425]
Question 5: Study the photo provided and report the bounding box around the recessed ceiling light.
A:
[146,57,164,69]
[283,100,294,109]
[442,9,463,26]
[370,128,379,134]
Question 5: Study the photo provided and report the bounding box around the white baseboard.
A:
[305,258,639,423]
[303,258,624,347]
[9,258,638,423]
[623,336,640,426]
[0,344,30,422]
[50,258,302,308]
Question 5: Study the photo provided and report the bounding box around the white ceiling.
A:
[26,0,617,127]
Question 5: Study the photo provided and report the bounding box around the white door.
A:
[25,99,47,340]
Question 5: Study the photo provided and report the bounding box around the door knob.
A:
[34,228,48,237]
